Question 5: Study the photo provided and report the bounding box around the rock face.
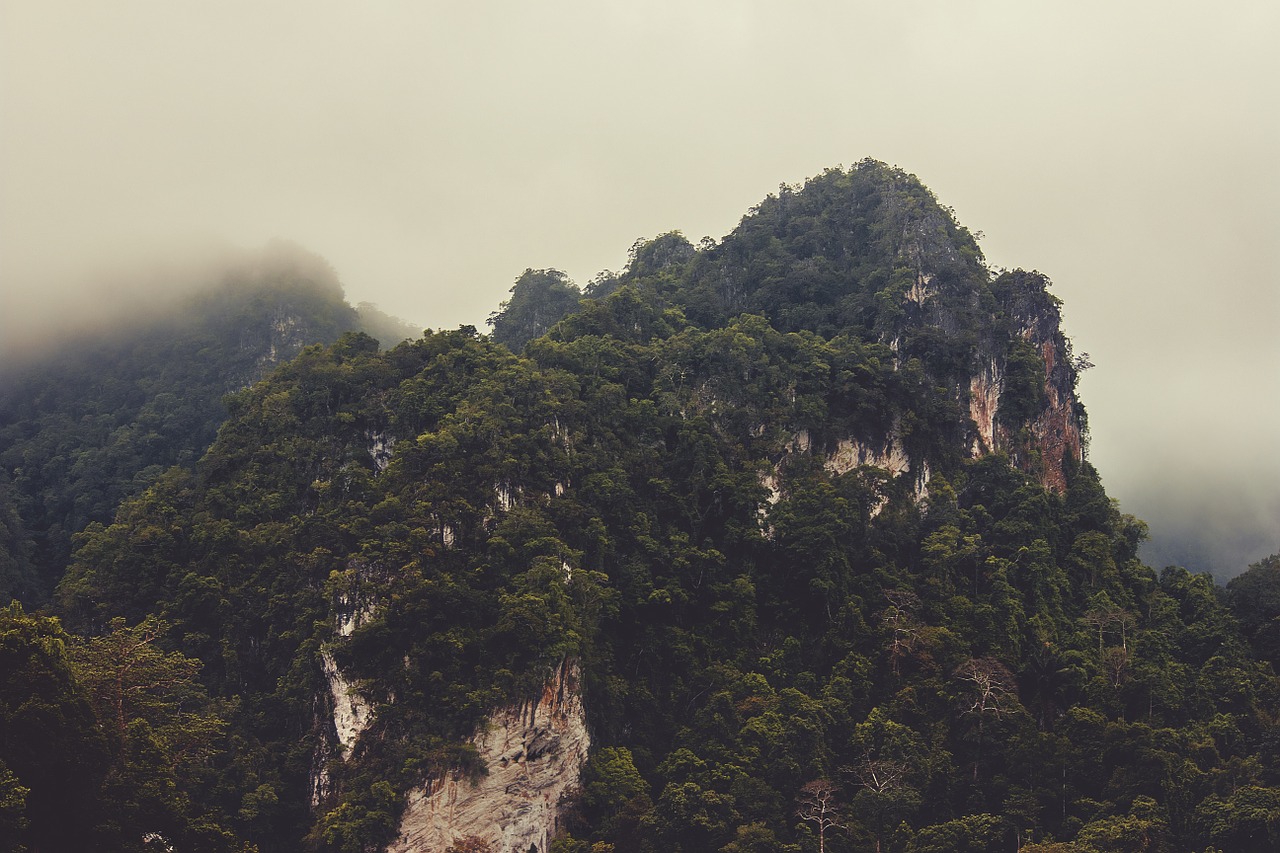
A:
[883,202,1086,492]
[824,435,911,479]
[968,358,1003,456]
[312,600,376,806]
[321,649,371,755]
[367,429,396,473]
[389,659,590,853]
[985,273,1085,492]
[905,265,1083,492]
[1020,327,1085,494]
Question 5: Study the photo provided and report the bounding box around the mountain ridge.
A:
[0,242,417,604]
[4,162,1280,852]
[496,162,1086,492]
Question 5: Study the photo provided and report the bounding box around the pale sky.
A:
[1,1,1277,577]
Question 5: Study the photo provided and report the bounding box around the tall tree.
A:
[69,615,236,851]
[796,779,843,853]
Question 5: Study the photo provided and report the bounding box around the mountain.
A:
[6,162,1280,852]
[492,164,1086,493]
[0,242,417,605]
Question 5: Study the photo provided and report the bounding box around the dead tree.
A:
[797,778,844,853]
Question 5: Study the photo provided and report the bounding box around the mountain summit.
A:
[9,162,1278,852]
[495,162,1085,491]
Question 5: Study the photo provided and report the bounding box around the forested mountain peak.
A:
[0,244,416,604]
[495,161,1085,493]
[5,165,1280,853]
[493,161,989,345]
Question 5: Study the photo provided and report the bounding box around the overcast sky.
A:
[1,1,1276,577]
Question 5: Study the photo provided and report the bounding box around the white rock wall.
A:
[389,659,590,853]
[313,598,377,805]
[824,436,911,478]
[321,650,372,754]
[367,429,396,472]
[968,358,1002,455]
[907,272,936,305]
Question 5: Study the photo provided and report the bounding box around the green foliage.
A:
[0,759,28,853]
[354,302,420,348]
[0,602,107,850]
[1193,785,1280,852]
[0,474,34,604]
[907,813,1006,852]
[1074,795,1169,852]
[489,269,584,350]
[56,299,1269,851]
[0,603,244,851]
[999,339,1048,429]
[1226,553,1280,666]
[10,161,1271,853]
[0,247,365,605]
[314,780,399,853]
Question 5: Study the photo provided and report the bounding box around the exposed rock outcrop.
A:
[367,429,396,473]
[986,273,1085,492]
[312,595,377,805]
[902,266,1083,492]
[389,659,589,853]
[968,357,1002,456]
[1023,334,1084,493]
[824,435,911,478]
[321,649,371,755]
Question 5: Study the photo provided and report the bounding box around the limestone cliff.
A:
[979,270,1085,492]
[968,357,1002,456]
[389,659,590,853]
[901,263,1084,492]
[312,598,377,806]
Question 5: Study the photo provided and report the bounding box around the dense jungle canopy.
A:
[3,162,1279,853]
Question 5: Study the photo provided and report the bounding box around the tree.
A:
[0,602,109,850]
[796,779,843,853]
[721,821,794,853]
[580,747,652,847]
[0,760,28,852]
[489,269,583,350]
[1076,795,1169,852]
[1226,554,1280,665]
[1081,598,1137,659]
[68,615,234,850]
[954,657,1022,781]
[956,657,1021,723]
[846,708,926,853]
[881,589,928,677]
[0,475,35,604]
[0,247,362,605]
[71,615,222,754]
[1194,785,1280,852]
[906,814,1006,853]
[315,780,400,853]
[1019,642,1085,732]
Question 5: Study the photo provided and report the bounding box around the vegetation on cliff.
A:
[3,162,1278,852]
[0,244,416,605]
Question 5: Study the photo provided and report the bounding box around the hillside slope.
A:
[32,163,1280,852]
[0,244,417,604]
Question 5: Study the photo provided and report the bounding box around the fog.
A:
[2,1,1276,578]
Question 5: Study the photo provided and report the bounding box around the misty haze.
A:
[1,3,1278,852]
[3,3,1274,583]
